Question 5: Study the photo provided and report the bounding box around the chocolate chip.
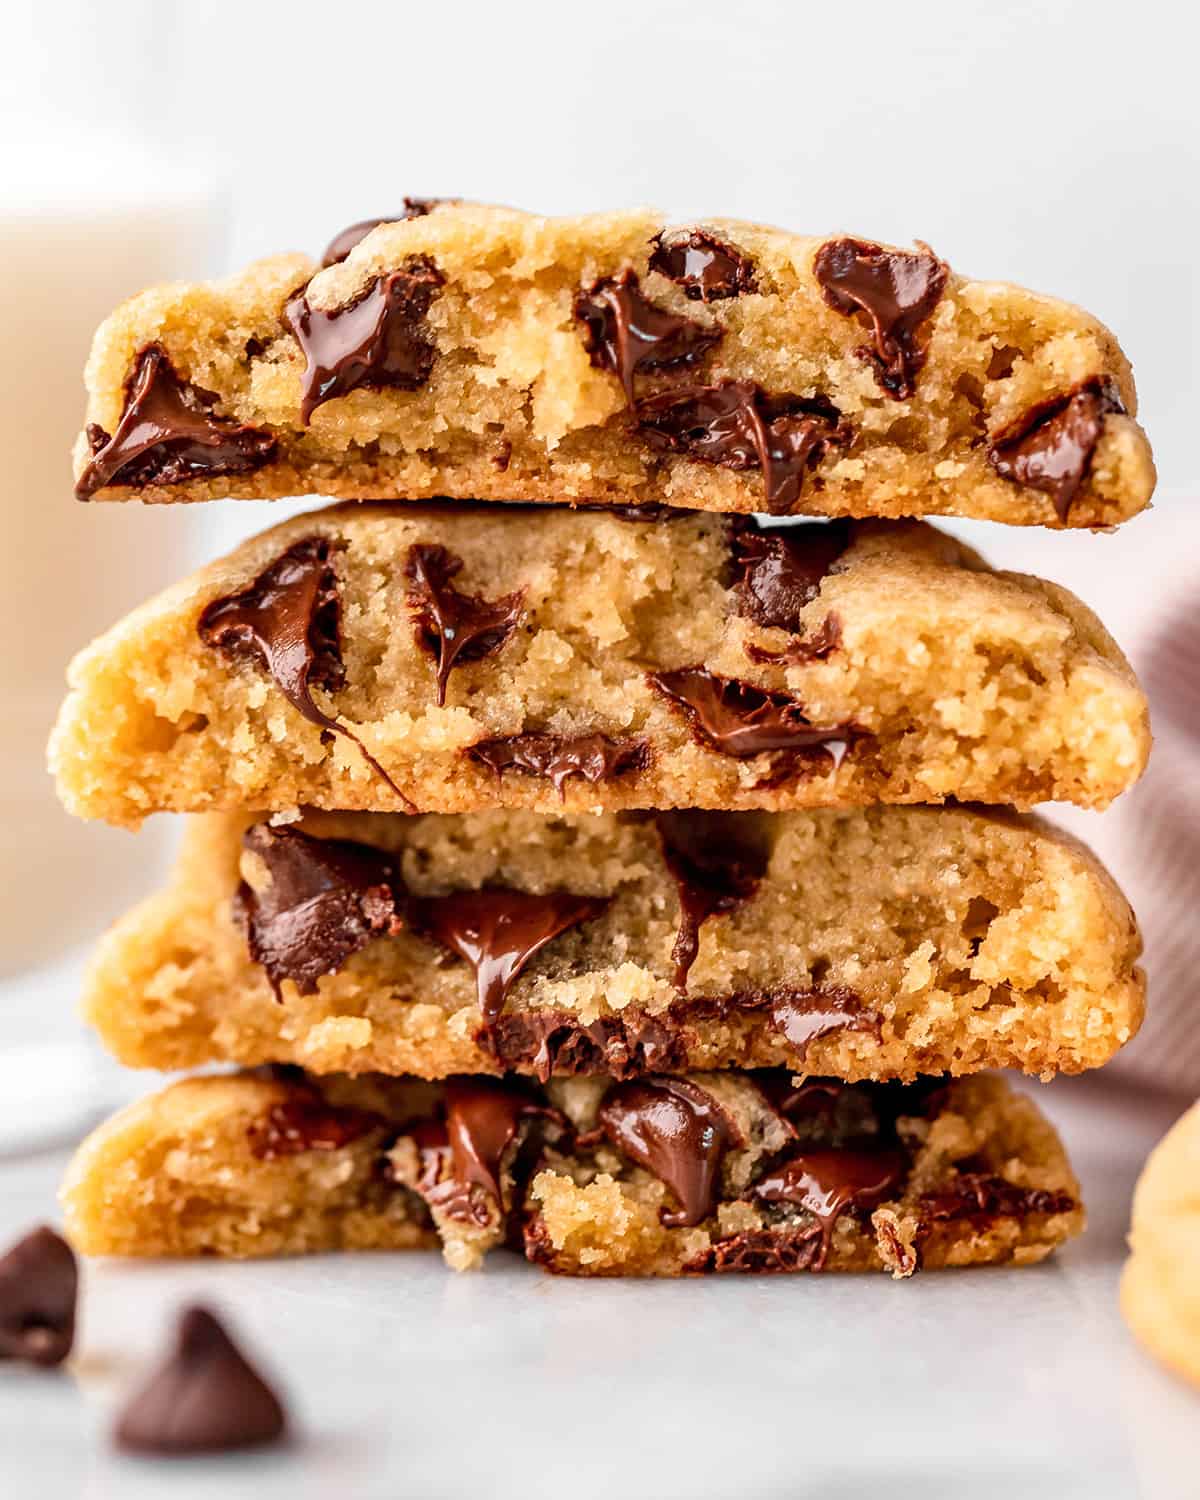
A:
[234,823,406,997]
[466,732,649,799]
[988,376,1125,520]
[284,257,444,424]
[743,615,843,667]
[320,198,447,266]
[656,812,767,992]
[813,237,948,399]
[596,1077,737,1227]
[405,544,524,706]
[766,989,883,1059]
[114,1305,287,1455]
[754,1146,905,1270]
[686,1227,825,1274]
[731,517,852,632]
[636,380,846,513]
[75,344,276,500]
[649,666,857,764]
[919,1173,1076,1226]
[0,1226,77,1368]
[413,887,609,1025]
[574,270,721,402]
[649,229,756,302]
[481,1008,687,1083]
[248,1089,384,1158]
[198,536,410,804]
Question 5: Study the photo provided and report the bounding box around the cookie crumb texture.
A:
[61,1070,1083,1277]
[82,804,1144,1083]
[50,506,1150,827]
[73,205,1153,527]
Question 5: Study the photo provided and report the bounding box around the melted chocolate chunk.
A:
[414,887,609,1025]
[248,1091,383,1159]
[75,344,276,499]
[320,198,446,266]
[754,1074,846,1126]
[597,1077,737,1227]
[919,1172,1076,1225]
[731,517,852,632]
[754,1146,905,1270]
[466,732,649,799]
[284,257,444,424]
[234,823,405,997]
[649,229,756,302]
[481,1008,687,1083]
[767,989,883,1059]
[0,1226,77,1368]
[813,237,948,399]
[656,812,768,992]
[114,1306,287,1455]
[574,270,721,403]
[686,1227,824,1275]
[988,377,1124,520]
[637,380,846,513]
[649,666,857,766]
[744,614,843,666]
[405,544,524,706]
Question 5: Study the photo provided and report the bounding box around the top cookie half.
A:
[73,204,1154,527]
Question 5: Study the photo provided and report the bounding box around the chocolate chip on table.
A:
[648,666,857,765]
[753,1146,906,1270]
[320,198,449,266]
[75,343,276,499]
[0,1226,77,1368]
[656,812,768,992]
[114,1305,287,1456]
[649,229,757,301]
[731,516,852,633]
[988,376,1125,520]
[234,823,406,998]
[574,270,721,402]
[636,380,846,513]
[405,544,524,706]
[812,237,948,399]
[466,732,650,799]
[284,256,444,424]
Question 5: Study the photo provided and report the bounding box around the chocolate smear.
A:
[284,257,444,424]
[320,198,448,266]
[813,237,948,399]
[406,544,524,706]
[637,380,845,512]
[597,1077,737,1227]
[689,1227,825,1274]
[114,1305,287,1455]
[466,732,649,800]
[76,343,276,499]
[575,269,720,402]
[744,615,843,666]
[649,229,756,302]
[248,1090,384,1159]
[414,887,609,1025]
[0,1226,77,1368]
[732,517,852,632]
[988,376,1125,520]
[649,666,857,765]
[754,1146,905,1270]
[919,1172,1076,1225]
[234,823,406,997]
[656,812,767,992]
[482,1008,687,1083]
[767,989,883,1059]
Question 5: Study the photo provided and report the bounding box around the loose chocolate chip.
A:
[656,812,768,992]
[649,229,756,302]
[574,269,721,403]
[0,1226,77,1368]
[988,377,1125,520]
[75,344,276,500]
[481,1008,687,1083]
[466,732,650,799]
[405,544,524,706]
[320,198,448,266]
[649,666,857,765]
[114,1305,287,1455]
[284,257,444,424]
[731,517,852,632]
[597,1077,737,1227]
[813,237,948,399]
[754,1146,906,1270]
[636,380,846,513]
[413,887,609,1025]
[766,989,883,1060]
[919,1172,1076,1225]
[234,823,406,997]
[248,1090,384,1159]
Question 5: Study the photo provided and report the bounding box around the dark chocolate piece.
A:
[320,198,445,267]
[405,544,524,707]
[988,377,1124,520]
[596,1077,737,1227]
[574,270,720,402]
[414,887,609,1025]
[0,1226,77,1368]
[919,1172,1076,1225]
[813,237,948,399]
[743,614,842,666]
[649,229,756,302]
[481,1008,687,1083]
[234,823,405,997]
[754,1146,905,1269]
[248,1091,383,1159]
[637,380,845,513]
[686,1227,824,1274]
[114,1306,287,1455]
[75,344,276,499]
[284,257,444,424]
[466,732,649,799]
[767,989,883,1059]
[656,812,767,992]
[731,517,851,632]
[649,666,856,765]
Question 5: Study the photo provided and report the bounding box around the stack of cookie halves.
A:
[54,206,1152,1278]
